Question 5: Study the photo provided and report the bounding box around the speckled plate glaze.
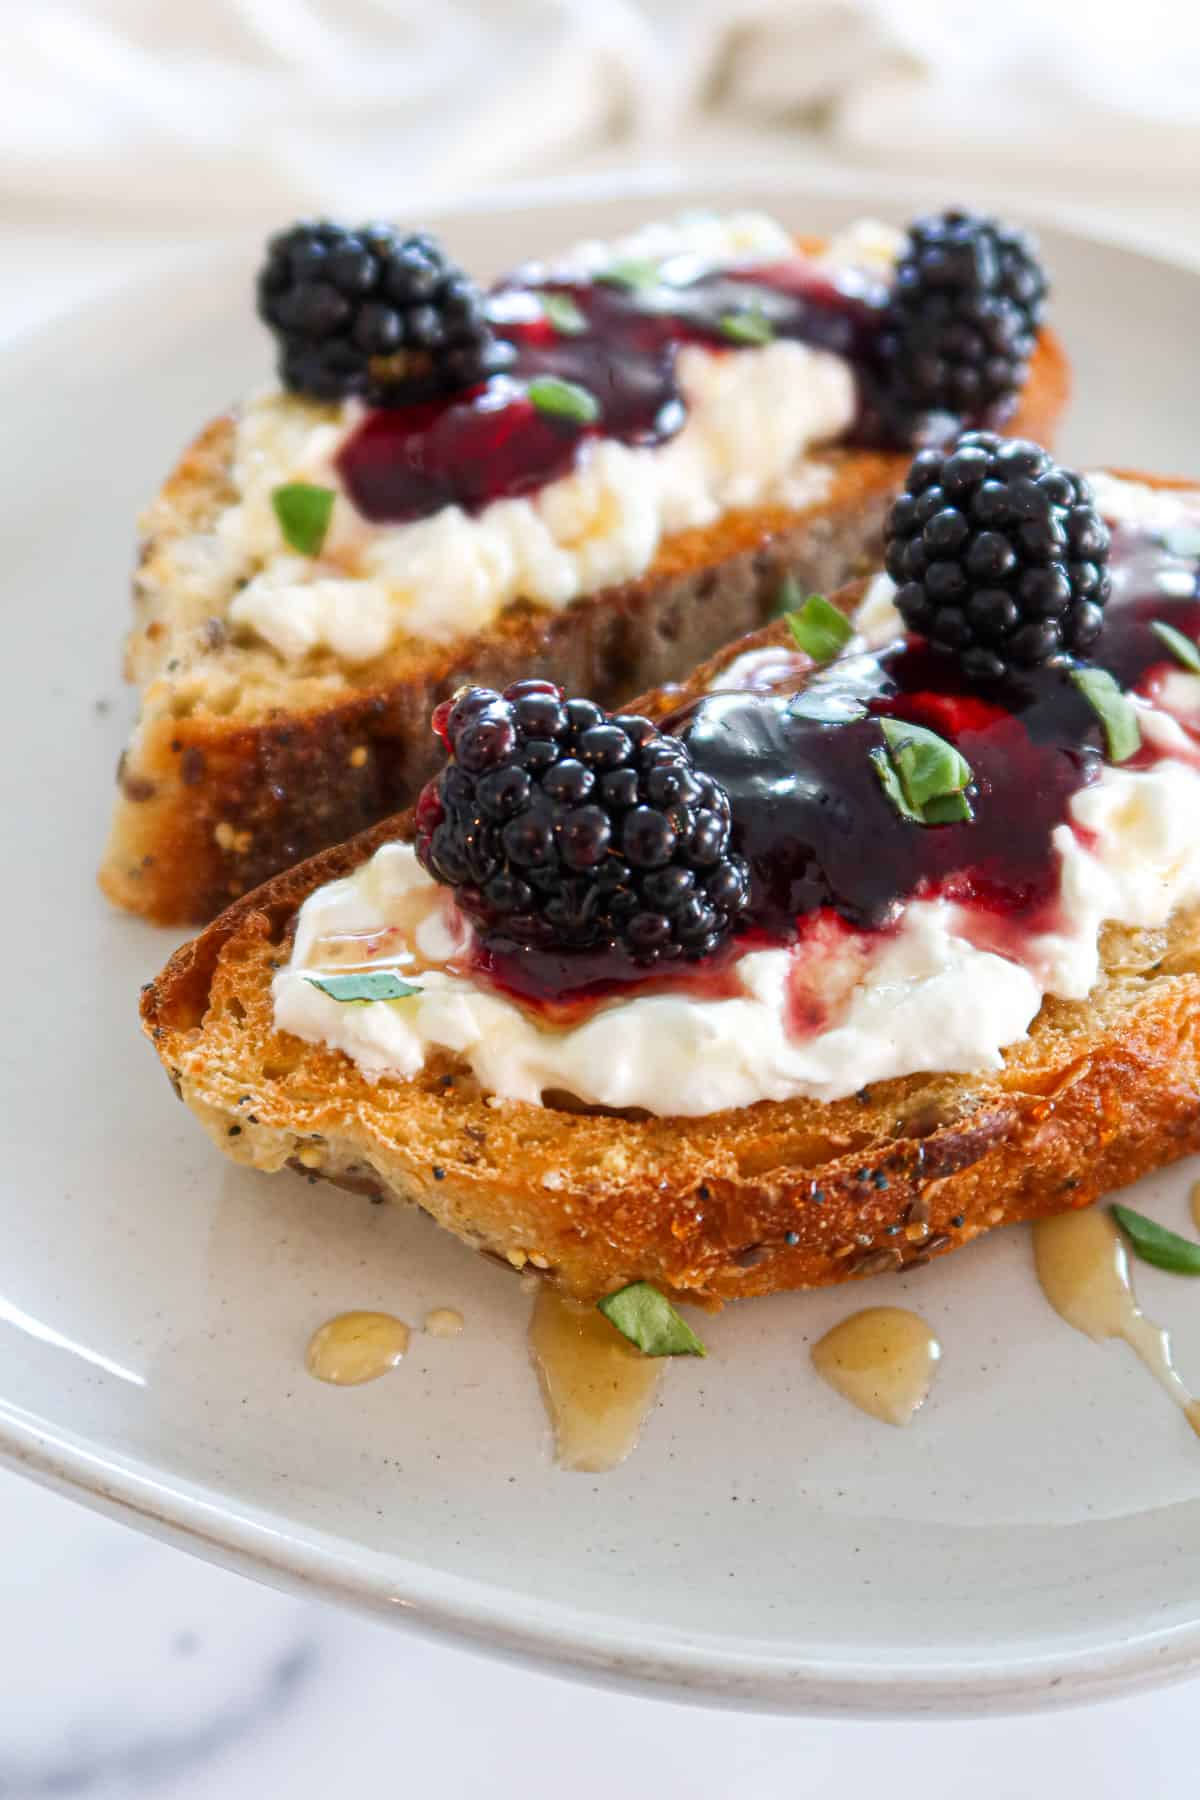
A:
[4,175,1200,1716]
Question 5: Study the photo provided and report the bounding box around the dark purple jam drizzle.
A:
[668,648,1104,939]
[668,523,1200,943]
[469,519,1200,1009]
[336,256,892,525]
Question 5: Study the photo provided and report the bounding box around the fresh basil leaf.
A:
[786,593,855,662]
[1112,1204,1200,1275]
[920,789,974,825]
[869,745,919,821]
[720,307,774,346]
[527,376,601,425]
[879,717,974,810]
[1164,523,1200,560]
[597,1282,707,1357]
[1151,619,1200,674]
[597,258,661,291]
[1069,666,1142,763]
[538,292,587,337]
[272,482,335,557]
[306,972,422,1004]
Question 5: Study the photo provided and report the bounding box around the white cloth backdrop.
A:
[2,0,1198,226]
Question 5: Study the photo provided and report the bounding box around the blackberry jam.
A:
[337,257,893,525]
[668,523,1200,944]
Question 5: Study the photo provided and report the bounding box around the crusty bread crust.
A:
[102,324,1069,926]
[141,485,1200,1308]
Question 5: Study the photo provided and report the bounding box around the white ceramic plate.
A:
[5,176,1200,1716]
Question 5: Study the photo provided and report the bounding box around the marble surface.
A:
[4,179,1200,1795]
[0,1463,1196,1798]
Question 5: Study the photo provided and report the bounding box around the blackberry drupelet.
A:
[414,681,750,965]
[884,431,1112,682]
[257,221,510,405]
[882,211,1048,431]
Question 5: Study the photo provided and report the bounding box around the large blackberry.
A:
[256,221,511,405]
[884,432,1112,681]
[881,211,1048,430]
[414,682,750,965]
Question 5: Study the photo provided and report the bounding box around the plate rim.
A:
[8,165,1200,1715]
[6,1404,1200,1717]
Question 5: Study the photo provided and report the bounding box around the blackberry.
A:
[414,682,750,965]
[884,432,1112,681]
[881,211,1048,431]
[256,221,511,405]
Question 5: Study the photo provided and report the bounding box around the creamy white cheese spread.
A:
[272,475,1200,1116]
[216,213,903,666]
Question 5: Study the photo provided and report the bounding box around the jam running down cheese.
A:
[274,476,1200,1118]
[222,216,908,663]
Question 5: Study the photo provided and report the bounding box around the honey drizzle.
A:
[529,1289,661,1472]
[310,885,463,977]
[1033,1210,1200,1437]
[306,1310,411,1385]
[811,1306,941,1426]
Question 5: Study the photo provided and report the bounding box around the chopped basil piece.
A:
[1151,619,1200,674]
[720,307,775,346]
[873,716,974,827]
[527,375,601,425]
[538,292,587,337]
[306,972,422,1004]
[597,258,661,291]
[1069,666,1141,763]
[785,593,855,662]
[1164,523,1200,560]
[1112,1205,1200,1275]
[597,1282,707,1357]
[869,745,919,821]
[920,789,974,824]
[272,482,335,557]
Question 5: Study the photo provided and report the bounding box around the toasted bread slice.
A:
[101,287,1068,927]
[142,492,1200,1309]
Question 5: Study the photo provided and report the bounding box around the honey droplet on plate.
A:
[811,1305,941,1427]
[424,1307,464,1339]
[306,1310,410,1385]
[1033,1209,1200,1438]
[529,1288,661,1472]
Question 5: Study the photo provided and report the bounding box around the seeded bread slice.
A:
[101,320,1068,926]
[141,520,1200,1309]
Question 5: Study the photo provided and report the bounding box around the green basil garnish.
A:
[1069,666,1142,763]
[306,972,422,1004]
[871,717,974,826]
[1150,619,1200,675]
[785,593,855,662]
[272,482,335,557]
[597,1282,707,1357]
[597,258,661,292]
[719,308,775,346]
[1112,1204,1200,1275]
[538,292,587,337]
[527,376,601,426]
[869,746,919,821]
